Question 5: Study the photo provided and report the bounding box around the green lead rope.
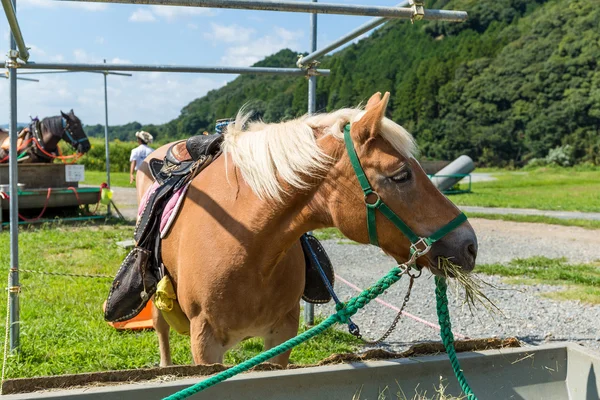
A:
[163,270,477,400]
[435,276,478,400]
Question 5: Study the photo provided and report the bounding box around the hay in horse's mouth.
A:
[437,257,500,315]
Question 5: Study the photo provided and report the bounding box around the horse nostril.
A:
[467,243,477,259]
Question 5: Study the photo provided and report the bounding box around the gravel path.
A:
[460,205,600,221]
[312,219,600,353]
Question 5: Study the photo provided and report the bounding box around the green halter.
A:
[343,124,467,255]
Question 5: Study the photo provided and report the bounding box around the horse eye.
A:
[390,170,411,183]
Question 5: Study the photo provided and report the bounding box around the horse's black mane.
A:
[41,116,64,138]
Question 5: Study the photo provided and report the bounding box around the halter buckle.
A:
[410,238,431,257]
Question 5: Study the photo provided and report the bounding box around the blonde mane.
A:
[222,107,417,202]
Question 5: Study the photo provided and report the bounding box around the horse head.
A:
[320,92,477,274]
[60,109,91,154]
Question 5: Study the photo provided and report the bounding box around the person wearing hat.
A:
[130,131,154,184]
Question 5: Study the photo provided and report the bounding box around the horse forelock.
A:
[222,107,417,203]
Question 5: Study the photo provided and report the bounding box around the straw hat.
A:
[135,131,153,144]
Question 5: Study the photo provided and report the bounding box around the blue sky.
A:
[1,0,402,126]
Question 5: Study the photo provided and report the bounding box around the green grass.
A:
[450,167,600,212]
[82,171,132,188]
[477,257,600,304]
[0,224,359,379]
[465,212,600,230]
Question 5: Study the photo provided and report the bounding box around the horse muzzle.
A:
[422,225,478,276]
[78,142,91,154]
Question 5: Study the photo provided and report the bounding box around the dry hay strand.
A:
[437,257,501,316]
[318,337,520,366]
[353,377,468,400]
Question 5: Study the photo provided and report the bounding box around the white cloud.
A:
[220,27,303,67]
[73,49,101,64]
[129,9,156,23]
[17,0,107,11]
[0,71,227,126]
[129,5,216,23]
[28,44,46,57]
[109,58,132,64]
[203,23,255,44]
[150,5,216,21]
[72,50,130,65]
[187,23,199,30]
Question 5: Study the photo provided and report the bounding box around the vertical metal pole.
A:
[8,0,20,352]
[103,60,111,216]
[304,0,318,327]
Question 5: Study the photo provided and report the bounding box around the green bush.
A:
[59,138,151,172]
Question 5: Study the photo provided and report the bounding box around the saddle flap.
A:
[104,247,158,323]
[149,159,164,183]
[301,234,334,304]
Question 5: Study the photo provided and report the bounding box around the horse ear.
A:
[365,92,382,110]
[61,110,69,119]
[70,109,75,116]
[353,91,390,143]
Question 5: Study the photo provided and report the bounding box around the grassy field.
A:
[477,257,600,304]
[0,223,360,379]
[450,167,600,212]
[82,171,131,188]
[463,213,600,230]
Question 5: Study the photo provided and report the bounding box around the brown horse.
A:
[0,110,90,163]
[136,92,478,368]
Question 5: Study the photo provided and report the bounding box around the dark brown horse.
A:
[137,92,478,367]
[0,110,90,163]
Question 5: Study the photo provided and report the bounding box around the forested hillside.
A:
[90,0,600,166]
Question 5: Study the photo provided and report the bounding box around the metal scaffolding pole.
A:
[1,0,29,61]
[1,74,39,82]
[17,62,330,76]
[298,0,410,67]
[304,0,317,327]
[103,61,111,215]
[7,0,20,353]
[56,0,467,20]
[17,70,133,77]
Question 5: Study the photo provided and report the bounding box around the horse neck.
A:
[40,117,63,151]
[181,154,331,270]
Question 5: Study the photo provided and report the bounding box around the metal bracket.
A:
[7,286,21,294]
[411,0,425,23]
[306,66,321,77]
[5,50,20,69]
[297,54,321,72]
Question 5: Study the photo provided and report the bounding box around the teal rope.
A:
[163,269,477,400]
[163,266,404,400]
[164,314,339,400]
[435,276,478,400]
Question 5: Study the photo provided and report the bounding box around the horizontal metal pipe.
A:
[16,70,133,77]
[1,0,29,61]
[298,0,410,67]
[56,0,467,20]
[1,74,39,82]
[18,62,331,76]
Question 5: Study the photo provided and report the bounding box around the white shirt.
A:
[130,144,154,170]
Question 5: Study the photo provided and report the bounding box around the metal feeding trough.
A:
[2,343,599,399]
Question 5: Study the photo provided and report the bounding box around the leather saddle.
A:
[149,134,224,184]
[105,134,224,323]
